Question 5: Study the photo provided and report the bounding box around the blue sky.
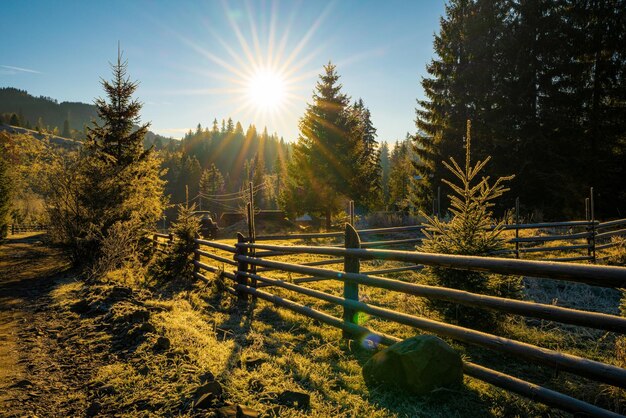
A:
[1,0,445,142]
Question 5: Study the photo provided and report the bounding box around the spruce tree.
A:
[199,163,224,214]
[350,99,381,209]
[282,62,354,228]
[86,51,149,165]
[379,141,391,206]
[58,50,165,268]
[62,118,71,138]
[9,114,19,126]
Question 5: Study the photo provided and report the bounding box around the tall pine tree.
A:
[282,62,355,228]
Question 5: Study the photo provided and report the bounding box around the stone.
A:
[11,379,33,388]
[216,404,258,418]
[70,300,90,314]
[193,381,223,409]
[276,391,310,410]
[237,357,266,369]
[153,336,170,351]
[199,371,215,383]
[86,401,101,417]
[362,335,462,396]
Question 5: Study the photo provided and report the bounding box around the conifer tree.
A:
[281,62,354,228]
[350,99,382,208]
[86,51,149,165]
[388,137,416,212]
[199,163,224,214]
[379,142,391,205]
[62,118,71,138]
[50,50,165,267]
[9,114,19,126]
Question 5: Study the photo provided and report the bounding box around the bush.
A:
[45,149,164,269]
[150,204,200,282]
[419,121,521,327]
[0,156,11,240]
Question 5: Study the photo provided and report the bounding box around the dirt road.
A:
[0,233,86,417]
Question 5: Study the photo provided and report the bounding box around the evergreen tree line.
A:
[0,87,98,139]
[415,0,626,220]
[158,118,292,218]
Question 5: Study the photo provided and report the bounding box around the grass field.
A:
[36,229,625,417]
[184,234,626,417]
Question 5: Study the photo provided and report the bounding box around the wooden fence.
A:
[248,217,626,264]
[150,232,173,253]
[9,224,47,235]
[190,223,626,418]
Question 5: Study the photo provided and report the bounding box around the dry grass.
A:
[189,235,626,416]
[35,230,625,417]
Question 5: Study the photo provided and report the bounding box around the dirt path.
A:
[0,233,82,417]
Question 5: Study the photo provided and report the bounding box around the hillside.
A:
[0,87,173,147]
[0,124,80,149]
[0,87,98,134]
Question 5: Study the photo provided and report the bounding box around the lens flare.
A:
[360,333,381,349]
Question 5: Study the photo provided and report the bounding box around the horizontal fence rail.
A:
[234,256,626,333]
[9,224,48,234]
[186,214,626,417]
[235,243,626,288]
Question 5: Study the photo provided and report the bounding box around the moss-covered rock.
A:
[362,335,462,395]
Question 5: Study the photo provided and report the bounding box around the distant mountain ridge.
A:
[0,87,172,146]
[0,87,99,134]
[0,124,80,149]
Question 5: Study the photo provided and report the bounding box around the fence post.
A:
[193,234,200,276]
[515,197,520,259]
[153,233,158,250]
[349,200,355,226]
[590,187,596,263]
[437,186,441,219]
[585,198,591,259]
[168,233,174,247]
[235,232,249,301]
[343,223,361,338]
[246,182,257,291]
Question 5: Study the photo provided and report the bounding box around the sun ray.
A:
[245,1,265,69]
[278,1,335,75]
[222,0,260,71]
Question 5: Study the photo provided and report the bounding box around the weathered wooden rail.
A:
[150,232,173,252]
[250,216,625,263]
[191,224,626,418]
[9,224,47,235]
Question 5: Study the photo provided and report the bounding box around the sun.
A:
[245,68,287,111]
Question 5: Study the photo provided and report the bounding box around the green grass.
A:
[189,237,625,416]
[45,234,625,417]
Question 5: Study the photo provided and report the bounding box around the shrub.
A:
[419,120,521,326]
[0,156,11,240]
[150,204,200,282]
